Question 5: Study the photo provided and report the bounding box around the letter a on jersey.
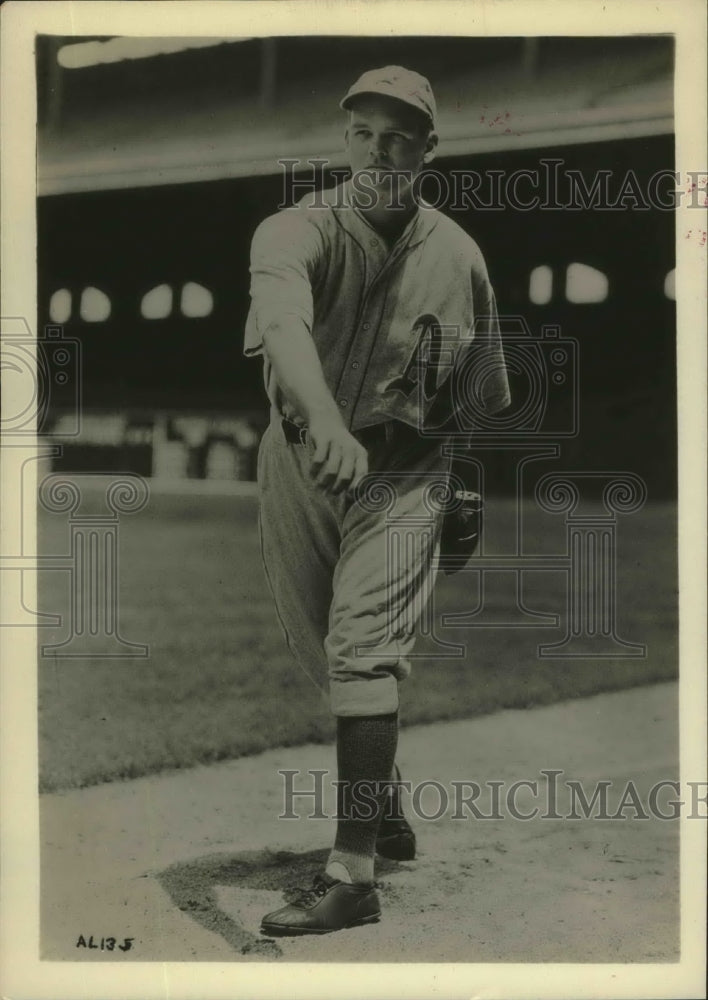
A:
[386,314,455,402]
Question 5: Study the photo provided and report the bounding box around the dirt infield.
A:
[40,682,678,963]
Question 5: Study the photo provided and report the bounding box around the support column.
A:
[40,476,150,658]
[536,473,647,658]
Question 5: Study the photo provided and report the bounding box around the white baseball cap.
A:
[340,65,437,127]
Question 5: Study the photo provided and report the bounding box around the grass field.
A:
[37,488,678,793]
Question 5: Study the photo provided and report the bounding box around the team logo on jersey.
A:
[386,313,456,402]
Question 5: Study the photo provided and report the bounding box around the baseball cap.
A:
[340,65,436,127]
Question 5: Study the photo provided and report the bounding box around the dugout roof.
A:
[37,35,673,195]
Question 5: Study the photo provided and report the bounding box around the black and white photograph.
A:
[1,2,706,998]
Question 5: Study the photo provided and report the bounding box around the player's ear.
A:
[422,130,438,165]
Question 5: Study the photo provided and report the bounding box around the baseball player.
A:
[244,66,510,936]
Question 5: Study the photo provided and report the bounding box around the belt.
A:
[281,418,309,444]
[281,418,398,448]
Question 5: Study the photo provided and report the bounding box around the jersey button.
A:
[369,238,378,248]
[362,322,371,331]
[338,398,348,407]
[351,361,360,370]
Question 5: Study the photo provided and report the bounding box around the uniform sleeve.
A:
[423,248,510,439]
[443,253,511,434]
[467,265,512,418]
[243,209,324,358]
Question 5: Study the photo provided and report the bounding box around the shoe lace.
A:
[287,875,382,906]
[288,875,331,907]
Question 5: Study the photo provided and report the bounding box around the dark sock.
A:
[326,712,398,884]
[381,763,406,823]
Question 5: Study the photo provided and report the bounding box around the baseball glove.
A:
[439,490,483,575]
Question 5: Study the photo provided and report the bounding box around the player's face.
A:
[345,95,437,204]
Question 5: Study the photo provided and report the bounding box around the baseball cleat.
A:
[260,873,381,936]
[376,764,417,860]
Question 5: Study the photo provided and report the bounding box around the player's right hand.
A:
[308,415,369,496]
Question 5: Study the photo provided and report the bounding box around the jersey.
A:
[244,180,510,436]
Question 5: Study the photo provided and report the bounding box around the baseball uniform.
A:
[245,180,510,717]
